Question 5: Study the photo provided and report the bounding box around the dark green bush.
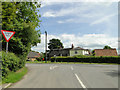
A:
[51,56,120,64]
[1,51,24,78]
[36,57,42,61]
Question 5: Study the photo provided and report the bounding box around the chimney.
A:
[72,44,74,49]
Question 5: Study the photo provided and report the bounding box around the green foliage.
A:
[1,51,24,78]
[92,49,95,56]
[73,55,89,58]
[48,38,64,50]
[103,45,112,49]
[36,52,45,61]
[2,2,41,61]
[51,56,120,63]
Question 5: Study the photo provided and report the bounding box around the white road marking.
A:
[4,83,12,88]
[50,66,53,70]
[71,66,73,70]
[75,74,87,90]
[50,65,58,70]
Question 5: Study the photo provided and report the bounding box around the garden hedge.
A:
[1,51,24,78]
[51,56,120,64]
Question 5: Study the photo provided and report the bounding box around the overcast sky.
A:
[31,1,118,53]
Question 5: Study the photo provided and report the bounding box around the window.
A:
[75,51,77,54]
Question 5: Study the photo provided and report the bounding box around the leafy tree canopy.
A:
[103,45,112,49]
[2,2,41,60]
[48,38,64,50]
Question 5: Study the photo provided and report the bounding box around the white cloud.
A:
[31,33,118,53]
[90,14,116,25]
[41,2,117,28]
[42,6,79,17]
[57,19,76,23]
[42,2,117,18]
[39,0,118,3]
[42,11,56,17]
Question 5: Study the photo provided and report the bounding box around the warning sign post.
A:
[1,30,15,53]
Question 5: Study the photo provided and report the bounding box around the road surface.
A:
[9,64,118,88]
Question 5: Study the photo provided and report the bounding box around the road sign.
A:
[1,30,15,53]
[1,30,15,42]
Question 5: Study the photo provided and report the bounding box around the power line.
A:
[40,23,46,33]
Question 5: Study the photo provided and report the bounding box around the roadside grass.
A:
[49,62,119,65]
[26,61,119,65]
[26,61,44,64]
[2,67,28,84]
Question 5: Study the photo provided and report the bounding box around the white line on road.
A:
[71,66,73,70]
[50,66,53,70]
[75,74,87,90]
[50,65,58,70]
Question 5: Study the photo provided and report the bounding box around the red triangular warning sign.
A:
[1,30,15,42]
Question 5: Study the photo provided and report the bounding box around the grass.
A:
[49,62,119,65]
[26,61,119,65]
[2,67,28,84]
[26,60,52,64]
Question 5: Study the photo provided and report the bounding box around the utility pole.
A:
[45,31,47,63]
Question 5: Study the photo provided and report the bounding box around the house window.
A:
[75,51,77,54]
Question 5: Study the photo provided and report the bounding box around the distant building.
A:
[70,47,90,56]
[27,51,40,61]
[48,44,90,58]
[94,49,118,56]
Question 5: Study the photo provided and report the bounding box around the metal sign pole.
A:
[45,31,47,63]
[6,42,8,53]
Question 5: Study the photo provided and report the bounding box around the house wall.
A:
[49,49,90,57]
[28,58,36,61]
[49,49,70,58]
[70,50,89,56]
[70,50,83,56]
[82,50,89,55]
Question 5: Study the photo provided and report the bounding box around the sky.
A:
[31,0,119,53]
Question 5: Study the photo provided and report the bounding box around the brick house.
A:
[94,49,118,56]
[27,51,40,61]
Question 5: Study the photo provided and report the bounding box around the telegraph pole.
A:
[45,31,47,63]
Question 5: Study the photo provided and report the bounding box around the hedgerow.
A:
[51,55,120,64]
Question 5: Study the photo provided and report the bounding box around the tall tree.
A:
[103,45,112,49]
[2,2,41,61]
[48,39,64,50]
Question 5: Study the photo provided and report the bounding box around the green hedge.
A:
[51,56,120,64]
[1,51,24,78]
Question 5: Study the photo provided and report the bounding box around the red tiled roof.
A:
[94,49,118,56]
[27,52,40,58]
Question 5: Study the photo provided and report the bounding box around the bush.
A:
[51,56,120,64]
[36,57,42,61]
[1,51,24,78]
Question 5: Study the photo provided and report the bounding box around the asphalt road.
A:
[10,63,118,88]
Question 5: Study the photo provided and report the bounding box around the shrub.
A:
[36,57,42,61]
[1,51,24,78]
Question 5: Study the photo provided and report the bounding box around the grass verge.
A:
[2,67,28,84]
[26,61,42,64]
[49,62,119,65]
[26,61,119,65]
